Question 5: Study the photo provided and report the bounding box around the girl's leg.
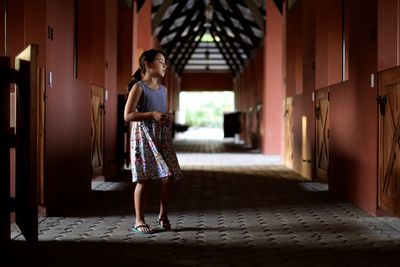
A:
[134,181,151,231]
[159,178,174,226]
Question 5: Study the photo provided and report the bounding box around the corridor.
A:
[7,139,400,266]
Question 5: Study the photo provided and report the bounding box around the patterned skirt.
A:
[130,119,182,182]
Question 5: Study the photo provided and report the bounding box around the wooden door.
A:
[0,56,11,242]
[378,68,400,215]
[38,68,46,205]
[91,86,105,178]
[15,45,39,242]
[315,88,329,181]
[284,97,294,168]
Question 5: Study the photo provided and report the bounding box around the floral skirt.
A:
[130,120,182,182]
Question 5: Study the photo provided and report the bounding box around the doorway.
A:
[315,88,329,182]
[91,86,105,178]
[284,97,294,169]
[378,67,400,216]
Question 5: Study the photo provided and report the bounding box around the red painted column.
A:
[262,0,284,155]
[104,0,118,178]
[0,0,3,55]
[132,0,138,73]
[137,0,153,55]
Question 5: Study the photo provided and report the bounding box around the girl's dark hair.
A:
[127,49,166,92]
[128,69,142,91]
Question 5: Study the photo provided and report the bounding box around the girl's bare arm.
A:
[124,83,164,122]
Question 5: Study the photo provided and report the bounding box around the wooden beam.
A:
[243,0,265,32]
[162,1,204,54]
[210,29,240,74]
[176,26,206,73]
[151,0,174,31]
[157,0,187,40]
[167,17,205,66]
[211,22,247,65]
[210,32,237,74]
[228,1,262,46]
[213,1,261,50]
[211,9,252,59]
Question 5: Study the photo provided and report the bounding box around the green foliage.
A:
[181,91,234,128]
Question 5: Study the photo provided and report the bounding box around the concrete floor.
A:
[6,139,400,266]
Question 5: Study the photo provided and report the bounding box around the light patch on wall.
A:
[302,116,312,180]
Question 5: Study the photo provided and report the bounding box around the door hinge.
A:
[315,106,321,120]
[376,95,387,116]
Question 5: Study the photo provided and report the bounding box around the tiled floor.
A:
[6,139,400,266]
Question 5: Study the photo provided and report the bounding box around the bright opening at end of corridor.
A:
[176,91,235,140]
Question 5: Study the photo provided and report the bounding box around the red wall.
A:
[235,47,264,147]
[315,0,343,89]
[104,0,118,178]
[46,0,91,214]
[180,72,233,91]
[5,0,46,211]
[117,1,133,92]
[0,0,4,54]
[263,0,284,155]
[378,0,400,71]
[285,0,378,214]
[77,0,105,86]
[137,0,153,51]
[329,0,378,214]
[291,0,315,179]
[286,1,302,96]
[76,0,91,81]
[91,0,105,86]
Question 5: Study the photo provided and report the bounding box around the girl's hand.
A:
[152,111,163,121]
[152,111,167,122]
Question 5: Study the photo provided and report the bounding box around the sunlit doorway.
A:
[176,91,235,140]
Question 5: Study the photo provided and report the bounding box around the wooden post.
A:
[0,56,11,242]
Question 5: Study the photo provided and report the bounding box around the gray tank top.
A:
[136,81,167,113]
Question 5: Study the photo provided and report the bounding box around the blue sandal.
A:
[132,224,154,234]
[158,217,172,230]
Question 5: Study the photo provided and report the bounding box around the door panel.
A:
[284,97,294,168]
[38,68,46,205]
[379,67,400,215]
[315,88,329,181]
[15,45,39,242]
[91,86,105,178]
[0,56,11,242]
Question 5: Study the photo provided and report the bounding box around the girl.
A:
[124,49,182,234]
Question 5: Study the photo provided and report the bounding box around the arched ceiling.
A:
[149,0,266,75]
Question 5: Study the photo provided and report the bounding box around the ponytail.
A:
[128,69,142,92]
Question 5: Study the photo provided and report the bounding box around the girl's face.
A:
[147,53,167,78]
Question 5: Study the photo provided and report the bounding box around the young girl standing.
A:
[124,49,182,234]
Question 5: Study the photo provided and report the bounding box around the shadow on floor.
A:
[51,167,329,217]
[6,239,400,267]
